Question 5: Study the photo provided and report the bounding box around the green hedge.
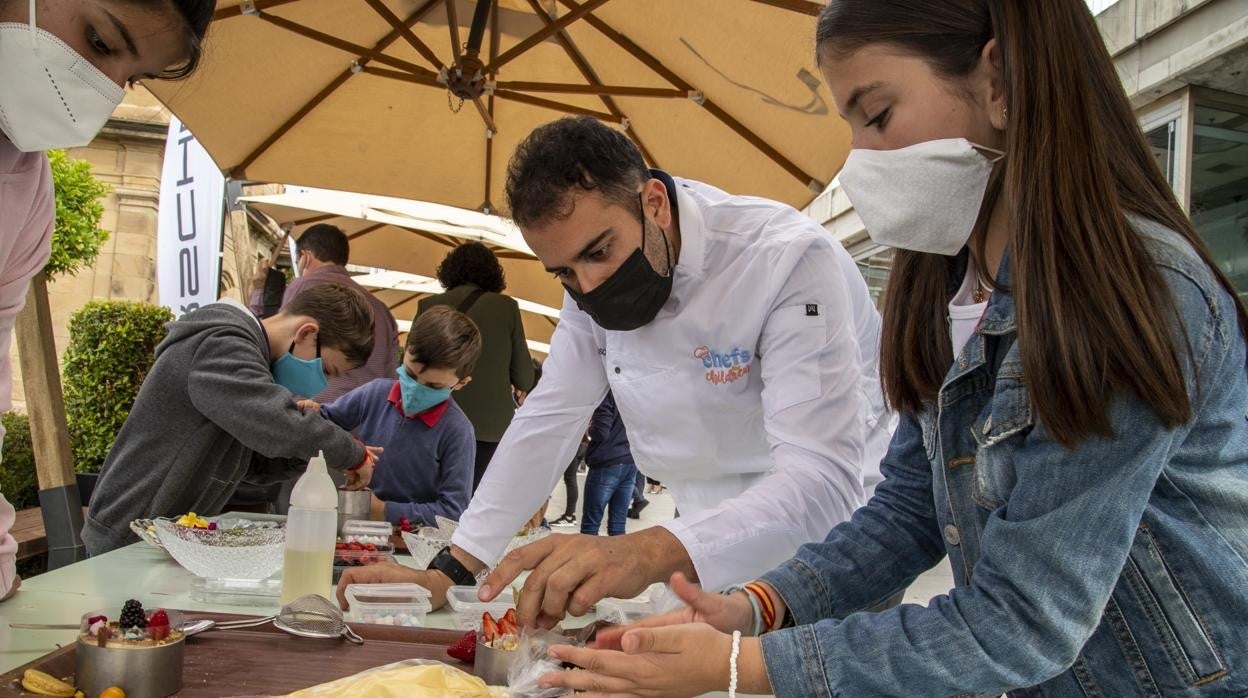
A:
[0,412,38,509]
[63,301,173,474]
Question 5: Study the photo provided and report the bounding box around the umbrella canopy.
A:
[149,0,846,212]
[243,187,566,307]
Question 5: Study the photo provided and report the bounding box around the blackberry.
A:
[119,599,147,629]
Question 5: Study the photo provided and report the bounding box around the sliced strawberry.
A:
[446,630,476,662]
[481,612,499,643]
[498,609,518,636]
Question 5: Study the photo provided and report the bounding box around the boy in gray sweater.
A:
[84,284,382,555]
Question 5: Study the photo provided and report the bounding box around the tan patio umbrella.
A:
[148,0,845,212]
[242,187,565,307]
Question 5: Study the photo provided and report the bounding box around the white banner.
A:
[157,117,225,318]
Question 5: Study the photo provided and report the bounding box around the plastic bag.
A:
[504,627,582,697]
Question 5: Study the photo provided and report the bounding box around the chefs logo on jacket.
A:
[693,345,752,385]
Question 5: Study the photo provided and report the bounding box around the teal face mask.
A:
[273,336,329,397]
[396,366,453,415]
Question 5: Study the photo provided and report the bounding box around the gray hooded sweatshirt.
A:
[83,301,365,555]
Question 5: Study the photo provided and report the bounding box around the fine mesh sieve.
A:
[273,594,365,644]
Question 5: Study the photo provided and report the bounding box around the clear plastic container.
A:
[190,577,282,607]
[338,520,395,553]
[445,585,515,630]
[345,583,433,627]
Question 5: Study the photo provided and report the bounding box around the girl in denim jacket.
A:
[543,1,1248,696]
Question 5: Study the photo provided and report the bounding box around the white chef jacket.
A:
[453,176,894,590]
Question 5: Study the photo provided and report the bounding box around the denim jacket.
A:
[758,218,1248,696]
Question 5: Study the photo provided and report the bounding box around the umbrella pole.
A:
[15,272,87,568]
[465,0,494,58]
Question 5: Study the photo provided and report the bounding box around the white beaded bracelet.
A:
[729,630,741,698]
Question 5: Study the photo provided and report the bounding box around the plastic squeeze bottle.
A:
[280,452,338,604]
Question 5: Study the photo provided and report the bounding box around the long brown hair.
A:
[818,0,1248,447]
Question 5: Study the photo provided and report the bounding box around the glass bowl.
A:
[154,518,285,579]
[129,518,168,551]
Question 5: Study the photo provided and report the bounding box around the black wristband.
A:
[427,546,476,586]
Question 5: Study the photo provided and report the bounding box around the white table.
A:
[1,540,745,696]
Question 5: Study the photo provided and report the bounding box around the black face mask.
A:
[566,200,674,332]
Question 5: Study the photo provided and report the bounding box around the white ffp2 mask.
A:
[838,138,1003,256]
[0,0,125,152]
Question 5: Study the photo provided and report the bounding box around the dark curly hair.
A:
[436,241,506,293]
[505,116,649,229]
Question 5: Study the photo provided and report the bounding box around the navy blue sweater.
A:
[585,393,633,468]
[322,379,476,525]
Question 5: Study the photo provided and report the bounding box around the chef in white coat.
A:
[337,116,894,627]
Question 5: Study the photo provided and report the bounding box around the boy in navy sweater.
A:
[303,306,481,526]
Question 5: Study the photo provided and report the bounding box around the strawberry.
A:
[446,630,476,662]
[498,609,518,636]
[364,543,377,552]
[348,541,364,551]
[335,543,347,551]
[481,612,499,644]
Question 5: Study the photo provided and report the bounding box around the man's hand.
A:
[336,563,455,611]
[250,257,274,292]
[481,528,693,629]
[369,494,386,521]
[295,399,321,414]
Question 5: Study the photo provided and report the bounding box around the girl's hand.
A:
[593,572,754,651]
[542,622,733,697]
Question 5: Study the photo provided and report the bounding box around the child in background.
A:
[311,306,480,527]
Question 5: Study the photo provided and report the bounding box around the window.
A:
[1190,100,1248,302]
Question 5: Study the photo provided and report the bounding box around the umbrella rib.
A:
[493,89,621,123]
[347,223,386,241]
[257,12,438,78]
[556,0,820,190]
[746,0,824,15]
[471,97,499,134]
[522,0,659,167]
[213,0,301,21]
[232,0,444,176]
[485,0,614,73]
[360,66,444,88]
[363,0,445,71]
[493,81,684,98]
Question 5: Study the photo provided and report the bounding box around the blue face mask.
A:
[396,366,453,415]
[273,336,329,398]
